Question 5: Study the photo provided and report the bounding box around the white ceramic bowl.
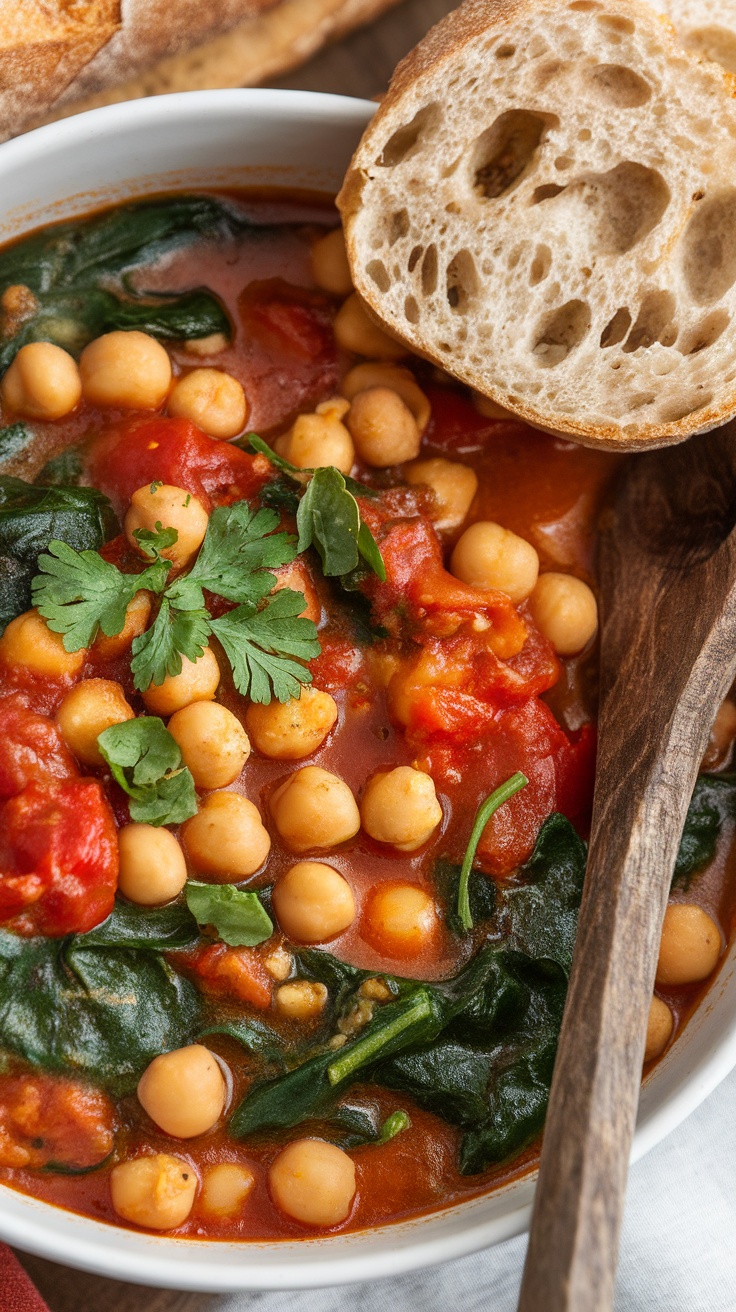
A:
[0,88,735,1292]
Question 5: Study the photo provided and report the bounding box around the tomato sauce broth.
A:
[0,189,733,1243]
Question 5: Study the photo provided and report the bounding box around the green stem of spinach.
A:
[457,772,529,932]
[376,1109,411,1144]
[327,993,433,1086]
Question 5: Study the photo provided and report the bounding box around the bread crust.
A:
[339,0,736,450]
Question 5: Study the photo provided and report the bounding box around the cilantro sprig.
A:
[32,500,320,704]
[97,717,197,826]
[249,435,387,583]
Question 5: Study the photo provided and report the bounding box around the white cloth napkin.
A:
[211,1067,736,1312]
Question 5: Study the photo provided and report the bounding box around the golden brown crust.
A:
[338,0,736,450]
[0,1,121,142]
[15,0,402,137]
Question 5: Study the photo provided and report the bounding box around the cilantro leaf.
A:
[32,540,168,651]
[210,589,320,704]
[185,882,273,947]
[133,521,179,561]
[167,501,297,608]
[97,717,197,826]
[130,598,211,692]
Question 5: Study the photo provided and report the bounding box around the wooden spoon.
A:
[517,422,736,1312]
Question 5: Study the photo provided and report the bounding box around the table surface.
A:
[11,3,736,1308]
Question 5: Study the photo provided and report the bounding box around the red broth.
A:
[0,191,733,1241]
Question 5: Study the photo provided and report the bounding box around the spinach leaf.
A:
[435,857,496,936]
[673,773,736,888]
[0,928,201,1096]
[0,476,116,632]
[97,717,198,826]
[0,195,254,372]
[35,447,84,487]
[0,424,32,464]
[80,899,200,952]
[297,466,386,581]
[198,1018,286,1064]
[326,1103,411,1149]
[185,882,273,948]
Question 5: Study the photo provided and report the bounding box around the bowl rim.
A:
[0,84,735,1292]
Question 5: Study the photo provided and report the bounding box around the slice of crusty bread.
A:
[654,0,736,74]
[338,0,736,449]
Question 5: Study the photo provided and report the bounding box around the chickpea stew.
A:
[0,192,734,1240]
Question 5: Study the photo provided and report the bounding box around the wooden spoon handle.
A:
[518,428,736,1311]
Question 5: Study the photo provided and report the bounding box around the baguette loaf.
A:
[339,0,736,449]
[654,0,736,74]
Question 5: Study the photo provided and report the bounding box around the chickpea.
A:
[142,645,220,716]
[0,608,86,679]
[347,387,420,467]
[268,1139,356,1227]
[335,295,405,360]
[264,944,292,980]
[644,996,674,1063]
[245,687,337,760]
[280,402,354,474]
[1,342,81,420]
[92,590,151,661]
[181,791,271,880]
[656,903,722,986]
[273,861,355,943]
[362,883,438,958]
[124,483,209,572]
[360,766,442,852]
[168,368,247,439]
[270,766,360,853]
[79,331,171,410]
[184,332,229,357]
[310,227,353,296]
[167,701,250,790]
[137,1045,226,1138]
[529,573,598,656]
[110,1153,197,1230]
[118,823,188,905]
[55,678,134,766]
[275,980,329,1019]
[341,362,430,432]
[200,1162,255,1217]
[450,522,539,603]
[404,458,478,531]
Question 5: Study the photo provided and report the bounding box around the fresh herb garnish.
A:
[32,540,168,651]
[456,772,528,931]
[0,475,116,633]
[248,434,386,582]
[185,881,274,948]
[32,500,321,703]
[97,717,197,826]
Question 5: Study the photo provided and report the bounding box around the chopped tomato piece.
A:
[0,778,119,936]
[310,635,365,693]
[238,278,339,417]
[422,706,595,875]
[0,694,78,800]
[362,510,527,657]
[0,1074,115,1170]
[179,942,273,1010]
[85,415,271,516]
